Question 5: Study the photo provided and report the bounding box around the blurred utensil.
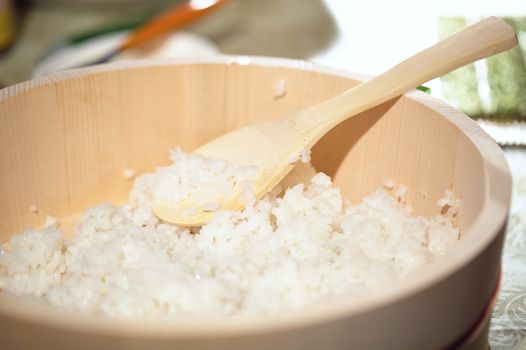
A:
[83,0,227,66]
[34,31,218,77]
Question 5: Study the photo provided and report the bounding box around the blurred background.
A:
[0,0,525,349]
[1,0,525,135]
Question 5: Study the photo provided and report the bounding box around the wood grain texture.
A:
[0,57,511,350]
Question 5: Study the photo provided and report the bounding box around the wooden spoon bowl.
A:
[151,17,516,226]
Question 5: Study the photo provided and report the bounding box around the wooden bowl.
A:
[0,57,511,350]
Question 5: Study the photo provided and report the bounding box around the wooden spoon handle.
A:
[297,16,517,133]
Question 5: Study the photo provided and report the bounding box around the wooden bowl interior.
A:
[0,62,484,242]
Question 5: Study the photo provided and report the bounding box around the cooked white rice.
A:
[0,149,459,318]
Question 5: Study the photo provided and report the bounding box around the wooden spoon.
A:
[153,16,517,226]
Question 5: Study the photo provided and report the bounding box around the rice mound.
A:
[0,150,459,318]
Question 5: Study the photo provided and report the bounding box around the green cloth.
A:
[438,17,483,117]
[438,17,526,121]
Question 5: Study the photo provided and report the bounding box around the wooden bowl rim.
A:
[0,56,512,338]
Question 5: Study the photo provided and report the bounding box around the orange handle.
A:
[119,0,227,52]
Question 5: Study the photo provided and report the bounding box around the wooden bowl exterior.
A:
[0,57,511,350]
